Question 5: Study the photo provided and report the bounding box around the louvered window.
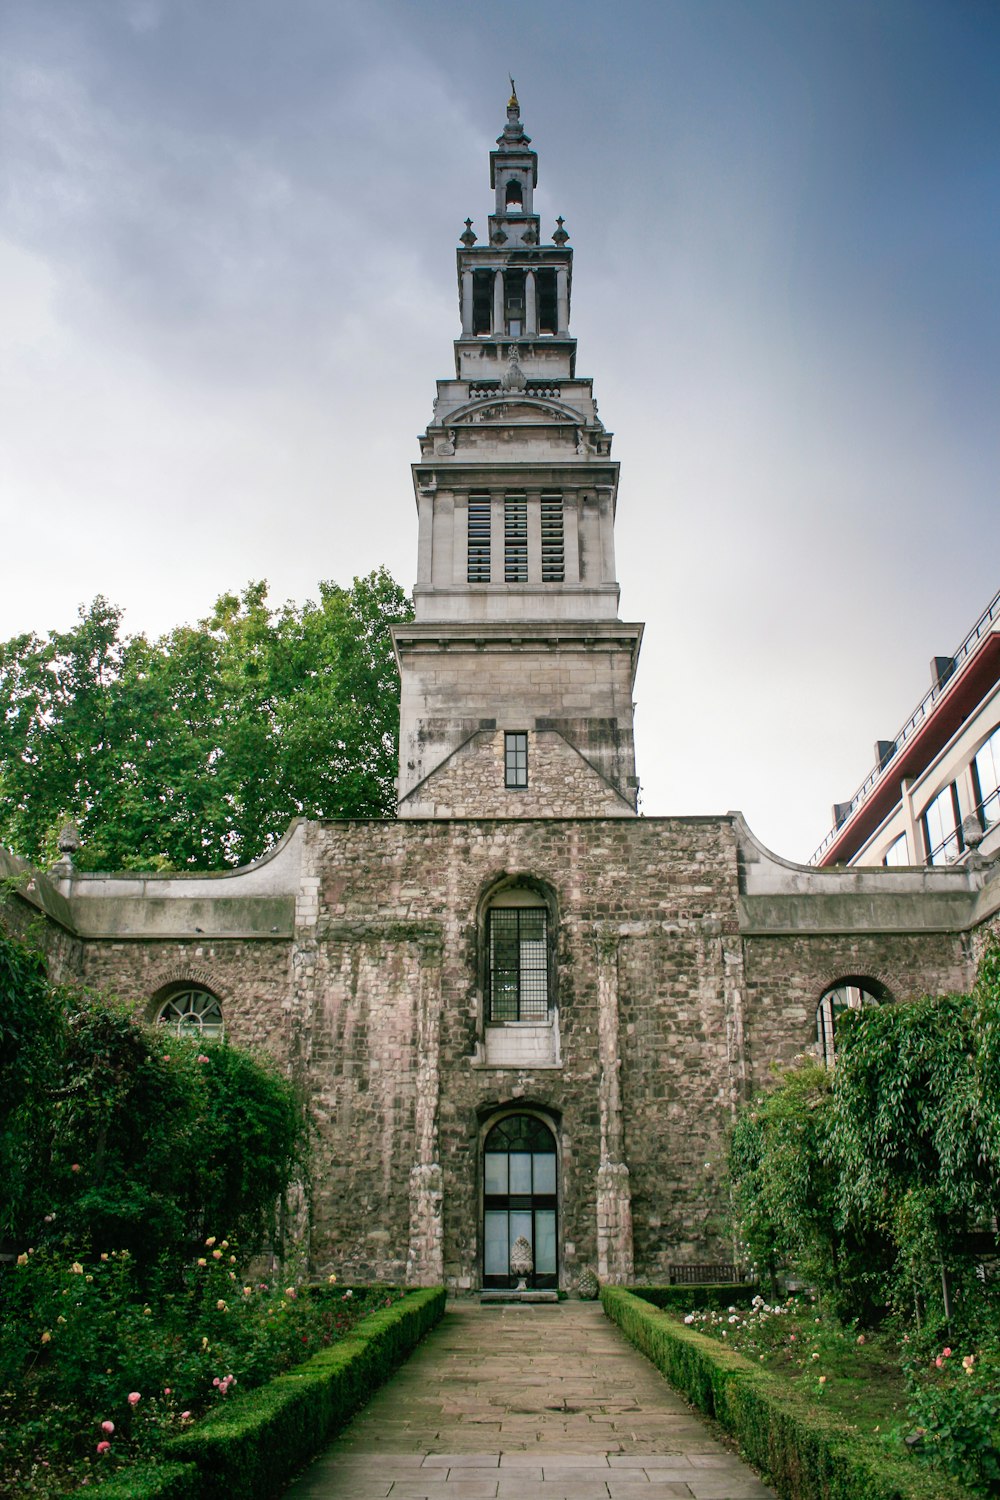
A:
[541,494,564,581]
[504,494,528,581]
[467,494,491,582]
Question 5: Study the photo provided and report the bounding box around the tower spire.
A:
[391,98,643,819]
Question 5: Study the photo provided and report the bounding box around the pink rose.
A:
[101,1421,114,1434]
[127,1392,141,1406]
[96,1441,111,1454]
[71,1163,81,1173]
[181,1411,191,1421]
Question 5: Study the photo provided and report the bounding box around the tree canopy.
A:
[0,569,412,871]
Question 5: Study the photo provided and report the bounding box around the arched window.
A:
[156,986,224,1040]
[816,979,886,1067]
[483,1113,558,1289]
[505,177,523,212]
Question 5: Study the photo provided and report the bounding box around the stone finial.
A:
[510,1234,533,1290]
[501,343,527,392]
[552,216,569,246]
[460,218,477,248]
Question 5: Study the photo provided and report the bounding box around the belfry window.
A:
[541,494,564,581]
[504,270,525,337]
[536,268,557,335]
[488,904,548,1021]
[504,493,528,580]
[472,269,492,336]
[156,986,224,1039]
[504,178,524,213]
[468,493,491,582]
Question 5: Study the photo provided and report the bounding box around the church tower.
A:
[392,88,643,818]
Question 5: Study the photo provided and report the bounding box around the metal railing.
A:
[810,584,1000,865]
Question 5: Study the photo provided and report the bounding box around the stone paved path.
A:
[282,1302,776,1500]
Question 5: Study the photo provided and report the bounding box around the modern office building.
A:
[812,588,1000,869]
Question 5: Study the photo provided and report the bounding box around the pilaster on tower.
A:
[392,90,643,820]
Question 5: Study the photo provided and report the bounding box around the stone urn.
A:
[510,1235,533,1291]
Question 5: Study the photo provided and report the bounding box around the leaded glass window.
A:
[156,987,224,1039]
[488,907,548,1021]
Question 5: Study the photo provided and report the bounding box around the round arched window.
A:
[156,987,224,1040]
[816,981,885,1067]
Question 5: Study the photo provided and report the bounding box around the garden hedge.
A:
[601,1286,967,1500]
[87,1286,445,1500]
[632,1284,757,1313]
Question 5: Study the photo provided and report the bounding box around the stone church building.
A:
[7,93,1000,1291]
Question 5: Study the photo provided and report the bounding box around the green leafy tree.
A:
[728,1061,887,1318]
[830,989,992,1332]
[0,570,412,871]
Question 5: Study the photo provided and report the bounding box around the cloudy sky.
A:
[2,0,998,862]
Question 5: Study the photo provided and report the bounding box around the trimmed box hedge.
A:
[88,1286,445,1500]
[632,1284,757,1313]
[601,1286,966,1500]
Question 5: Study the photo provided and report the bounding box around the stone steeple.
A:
[392,92,643,818]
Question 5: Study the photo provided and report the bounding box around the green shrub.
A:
[632,1284,756,1313]
[903,1342,1000,1495]
[163,1287,445,1500]
[602,1286,967,1500]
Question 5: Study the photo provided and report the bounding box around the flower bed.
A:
[0,1237,439,1496]
[601,1286,968,1500]
[90,1286,446,1500]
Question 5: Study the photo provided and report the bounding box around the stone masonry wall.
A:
[402,728,634,819]
[6,817,991,1291]
[741,930,972,1077]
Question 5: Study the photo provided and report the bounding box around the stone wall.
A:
[401,728,634,819]
[6,816,997,1291]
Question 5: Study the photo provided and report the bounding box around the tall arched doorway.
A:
[482,1114,558,1289]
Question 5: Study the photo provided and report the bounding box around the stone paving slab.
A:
[282,1303,776,1500]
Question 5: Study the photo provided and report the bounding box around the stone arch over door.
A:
[480,1109,559,1289]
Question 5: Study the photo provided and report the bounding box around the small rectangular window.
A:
[467,493,491,582]
[541,493,564,581]
[504,494,527,581]
[505,731,528,788]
